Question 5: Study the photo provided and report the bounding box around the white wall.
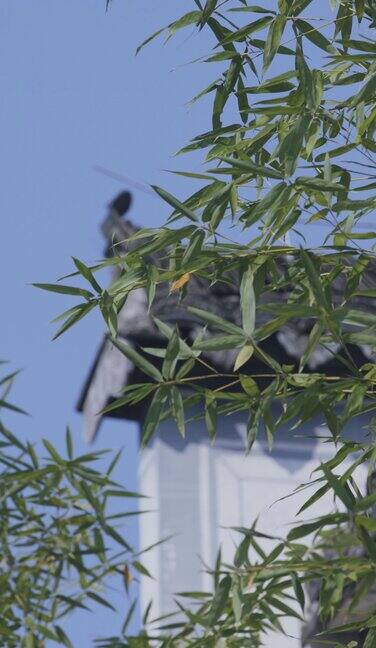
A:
[138,412,368,647]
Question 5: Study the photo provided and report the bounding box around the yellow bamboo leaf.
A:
[246,573,255,591]
[170,272,191,293]
[123,564,134,584]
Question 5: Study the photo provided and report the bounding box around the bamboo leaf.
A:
[72,257,102,293]
[240,266,256,336]
[111,337,163,382]
[152,185,198,222]
[188,306,244,335]
[200,0,218,27]
[263,15,286,73]
[207,575,231,624]
[162,327,180,379]
[52,301,98,340]
[220,156,283,179]
[171,386,185,438]
[33,283,94,299]
[141,388,168,447]
[205,390,217,440]
[296,18,336,53]
[234,343,254,372]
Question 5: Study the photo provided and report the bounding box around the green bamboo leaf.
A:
[212,85,227,130]
[244,80,295,94]
[43,439,65,465]
[205,390,217,440]
[54,627,74,648]
[136,27,165,55]
[0,398,27,415]
[101,522,132,550]
[223,56,242,95]
[207,574,231,624]
[141,387,167,447]
[240,375,259,397]
[188,306,244,335]
[200,0,218,27]
[253,343,282,372]
[182,229,205,266]
[66,427,73,460]
[152,185,198,222]
[86,591,115,611]
[111,337,163,382]
[171,386,185,438]
[53,301,97,340]
[220,16,273,45]
[246,409,260,452]
[168,10,202,37]
[269,596,303,621]
[355,491,376,513]
[234,343,254,372]
[275,114,311,176]
[243,182,287,226]
[25,633,36,648]
[356,515,376,533]
[296,18,336,53]
[193,334,245,351]
[263,15,286,73]
[300,250,330,310]
[220,156,283,179]
[33,283,94,299]
[100,384,156,415]
[316,142,357,162]
[265,542,284,565]
[229,5,276,14]
[132,559,152,578]
[344,39,376,53]
[299,322,323,371]
[176,357,195,379]
[237,75,249,125]
[188,77,220,105]
[207,16,237,53]
[234,535,251,567]
[240,267,256,336]
[358,525,376,560]
[333,198,376,213]
[162,326,180,379]
[295,177,346,192]
[296,38,316,109]
[121,599,137,634]
[350,73,376,106]
[231,579,242,625]
[297,483,330,515]
[342,383,367,420]
[321,465,356,510]
[153,316,194,359]
[292,573,305,612]
[72,257,102,293]
[287,513,348,540]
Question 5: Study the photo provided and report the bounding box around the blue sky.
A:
[0,0,216,643]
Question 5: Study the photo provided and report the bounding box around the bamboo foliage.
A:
[34,1,376,645]
[0,370,143,647]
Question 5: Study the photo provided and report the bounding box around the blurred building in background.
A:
[79,193,373,648]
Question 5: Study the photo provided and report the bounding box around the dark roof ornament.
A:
[109,191,132,216]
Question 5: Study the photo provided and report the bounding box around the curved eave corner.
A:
[77,336,134,443]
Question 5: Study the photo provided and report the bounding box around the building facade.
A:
[79,194,373,647]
